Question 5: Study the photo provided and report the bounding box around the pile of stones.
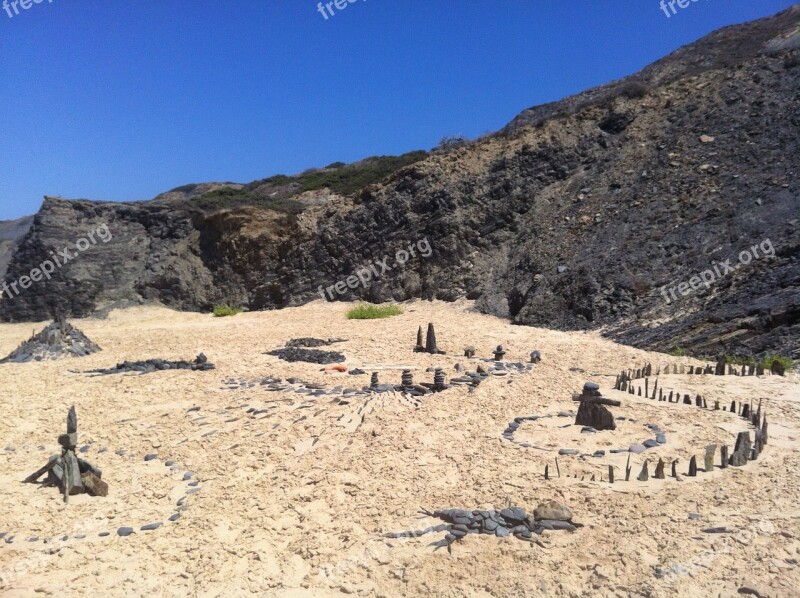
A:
[0,319,101,363]
[573,382,619,431]
[86,353,214,375]
[266,346,345,364]
[384,501,579,551]
[285,337,347,348]
[23,407,107,503]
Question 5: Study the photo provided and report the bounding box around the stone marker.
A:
[530,350,541,363]
[654,459,665,479]
[688,456,697,476]
[493,345,506,361]
[637,460,649,481]
[730,431,751,466]
[424,323,445,355]
[720,445,728,469]
[704,445,716,472]
[414,326,425,352]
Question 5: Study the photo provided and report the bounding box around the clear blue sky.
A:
[0,0,796,220]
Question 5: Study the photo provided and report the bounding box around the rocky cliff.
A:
[2,6,799,359]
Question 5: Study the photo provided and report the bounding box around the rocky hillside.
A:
[2,6,798,359]
[0,216,33,282]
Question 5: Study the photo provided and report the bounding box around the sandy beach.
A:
[1,299,798,597]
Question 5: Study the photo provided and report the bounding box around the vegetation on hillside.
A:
[187,151,428,212]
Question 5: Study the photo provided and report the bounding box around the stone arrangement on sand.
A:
[23,407,107,503]
[85,353,214,375]
[0,319,101,363]
[384,501,580,552]
[413,323,446,354]
[573,381,619,431]
[266,339,346,364]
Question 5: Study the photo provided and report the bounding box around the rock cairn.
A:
[0,319,101,363]
[24,407,107,503]
[530,350,541,363]
[414,323,445,354]
[493,345,506,361]
[86,353,214,375]
[384,501,580,551]
[574,382,618,431]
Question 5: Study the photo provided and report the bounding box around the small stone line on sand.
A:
[500,412,661,456]
[0,449,201,547]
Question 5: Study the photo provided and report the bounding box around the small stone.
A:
[534,501,572,522]
[165,460,174,467]
[98,532,110,537]
[169,513,181,522]
[629,443,646,454]
[688,513,703,520]
[81,471,109,497]
[182,471,193,481]
[738,583,767,597]
[117,527,135,537]
[141,522,163,531]
[558,448,579,455]
[144,453,158,461]
[656,434,667,444]
[643,439,659,448]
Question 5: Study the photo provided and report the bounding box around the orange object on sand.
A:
[324,365,348,372]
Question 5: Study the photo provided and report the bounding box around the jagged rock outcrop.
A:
[1,7,798,359]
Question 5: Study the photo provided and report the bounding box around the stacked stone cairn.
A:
[24,407,107,503]
[0,319,101,363]
[573,382,619,431]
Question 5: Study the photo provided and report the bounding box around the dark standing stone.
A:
[637,460,649,482]
[645,378,648,397]
[67,406,77,434]
[762,417,769,445]
[730,400,737,413]
[415,326,424,352]
[720,445,729,468]
[730,432,751,466]
[654,459,665,479]
[608,465,614,484]
[688,456,697,477]
[715,356,726,375]
[370,372,379,388]
[671,459,678,478]
[575,401,616,431]
[742,404,750,419]
[770,360,786,376]
[425,323,443,355]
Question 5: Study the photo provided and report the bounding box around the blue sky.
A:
[0,0,795,220]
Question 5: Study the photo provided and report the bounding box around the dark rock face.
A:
[1,9,798,359]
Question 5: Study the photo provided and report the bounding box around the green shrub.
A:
[761,355,793,372]
[724,355,756,367]
[213,304,242,317]
[345,304,404,320]
[668,347,686,357]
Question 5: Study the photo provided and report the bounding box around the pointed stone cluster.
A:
[1,319,101,363]
[414,323,445,354]
[573,382,618,431]
[24,407,107,503]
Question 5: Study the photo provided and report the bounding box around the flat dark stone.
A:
[643,439,659,448]
[144,453,158,461]
[141,522,163,531]
[99,532,110,537]
[165,460,174,466]
[656,434,667,444]
[169,513,181,522]
[117,527,135,537]
[182,471,193,481]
